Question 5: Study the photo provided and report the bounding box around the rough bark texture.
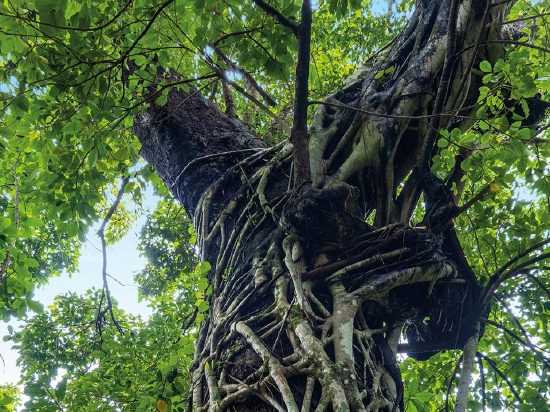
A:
[134,1,516,410]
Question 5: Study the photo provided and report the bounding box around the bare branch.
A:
[526,273,550,300]
[481,252,550,314]
[96,176,130,336]
[494,238,550,278]
[222,78,292,134]
[445,353,463,412]
[481,39,550,54]
[222,79,237,118]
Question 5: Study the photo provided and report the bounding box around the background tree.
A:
[1,0,550,411]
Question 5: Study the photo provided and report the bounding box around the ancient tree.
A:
[1,0,550,410]
[132,1,550,411]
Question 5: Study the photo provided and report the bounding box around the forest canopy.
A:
[0,0,550,411]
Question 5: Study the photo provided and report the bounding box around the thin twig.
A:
[481,254,550,312]
[1,0,132,32]
[481,39,550,54]
[211,44,277,107]
[0,164,20,283]
[477,354,486,412]
[526,273,550,300]
[96,176,130,336]
[477,352,522,402]
[481,318,549,365]
[494,238,550,278]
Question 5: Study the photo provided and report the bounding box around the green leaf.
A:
[91,350,106,359]
[35,0,68,34]
[197,300,209,313]
[197,278,208,291]
[24,258,39,268]
[13,95,30,112]
[169,353,179,366]
[195,261,211,275]
[25,217,43,228]
[0,397,12,406]
[155,94,168,106]
[27,299,44,313]
[414,392,434,402]
[480,60,492,72]
[88,148,98,168]
[0,127,15,138]
[518,74,537,97]
[55,379,67,401]
[516,127,532,140]
[183,342,195,355]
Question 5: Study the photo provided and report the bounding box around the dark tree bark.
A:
[134,1,517,410]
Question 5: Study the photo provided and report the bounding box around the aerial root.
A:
[235,321,301,411]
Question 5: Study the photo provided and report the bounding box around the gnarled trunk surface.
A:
[135,1,515,410]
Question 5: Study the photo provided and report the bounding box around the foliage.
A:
[135,198,198,297]
[5,290,195,411]
[0,384,21,411]
[0,0,548,410]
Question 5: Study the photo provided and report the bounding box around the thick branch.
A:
[418,0,459,174]
[133,88,267,215]
[291,0,312,186]
[454,328,479,412]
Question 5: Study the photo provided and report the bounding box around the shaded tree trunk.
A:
[134,1,515,410]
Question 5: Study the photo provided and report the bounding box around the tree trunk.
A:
[134,1,515,410]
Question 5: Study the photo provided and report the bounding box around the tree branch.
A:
[290,0,312,186]
[454,329,479,412]
[211,45,277,107]
[419,0,459,174]
[457,183,493,215]
[477,354,487,412]
[445,353,463,412]
[96,176,130,336]
[476,352,522,403]
[253,0,299,36]
[481,317,550,366]
[481,39,550,54]
[481,251,550,310]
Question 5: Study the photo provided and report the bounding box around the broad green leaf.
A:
[55,379,67,401]
[480,60,492,72]
[27,300,44,314]
[13,95,30,112]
